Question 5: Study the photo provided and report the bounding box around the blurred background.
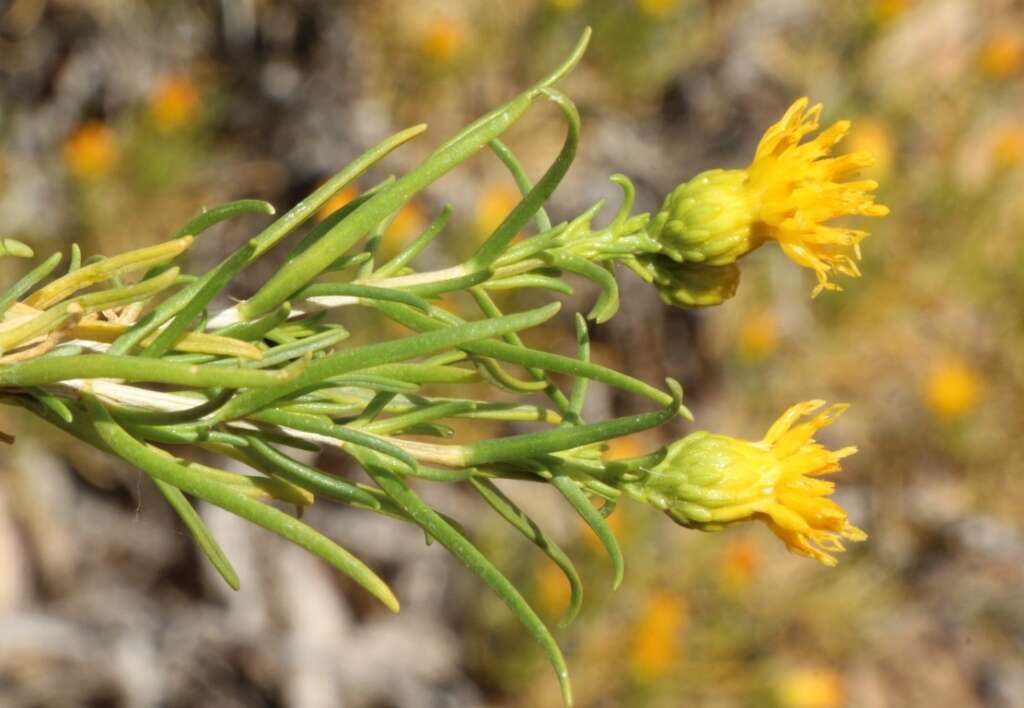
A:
[2,1,1023,706]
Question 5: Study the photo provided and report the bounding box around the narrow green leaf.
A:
[29,388,73,423]
[238,87,537,318]
[213,303,291,341]
[470,477,583,626]
[251,408,419,474]
[374,204,452,278]
[376,300,679,410]
[467,88,579,270]
[467,289,572,409]
[244,436,382,509]
[543,251,619,324]
[295,283,431,312]
[249,125,426,259]
[0,354,300,388]
[84,396,399,612]
[285,187,381,262]
[68,244,81,273]
[552,473,623,590]
[174,199,276,239]
[360,363,478,385]
[153,478,241,591]
[569,314,590,419]
[488,138,552,233]
[141,243,257,358]
[0,252,63,317]
[209,302,561,422]
[460,379,682,466]
[353,448,571,706]
[484,273,574,295]
[0,238,33,258]
[111,389,234,426]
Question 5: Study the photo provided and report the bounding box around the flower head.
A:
[737,308,781,361]
[980,31,1024,79]
[149,75,201,132]
[420,17,466,64]
[635,401,865,565]
[628,590,686,681]
[778,667,844,708]
[649,98,889,296]
[923,357,981,419]
[63,121,118,179]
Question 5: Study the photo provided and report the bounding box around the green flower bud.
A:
[647,169,758,266]
[645,256,739,308]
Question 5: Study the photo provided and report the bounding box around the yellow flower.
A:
[474,183,522,242]
[649,98,889,297]
[872,0,912,23]
[980,31,1024,80]
[720,536,760,587]
[421,18,466,64]
[637,0,683,18]
[315,184,360,222]
[778,667,844,708]
[63,121,118,179]
[737,308,781,361]
[605,435,647,461]
[846,116,893,179]
[924,357,981,419]
[382,200,426,255]
[628,591,686,681]
[992,124,1024,168]
[579,506,628,554]
[533,561,571,616]
[635,400,865,566]
[149,75,200,132]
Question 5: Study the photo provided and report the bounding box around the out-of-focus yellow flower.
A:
[628,591,686,681]
[315,185,360,222]
[992,124,1024,168]
[605,435,647,461]
[580,506,627,553]
[872,0,912,23]
[149,75,201,132]
[420,17,466,64]
[778,667,844,708]
[474,183,522,242]
[382,200,426,254]
[847,116,893,179]
[637,0,682,17]
[649,98,889,297]
[980,31,1024,79]
[434,294,460,313]
[924,357,981,419]
[721,536,760,587]
[633,400,865,566]
[63,121,118,179]
[534,561,571,616]
[737,309,780,361]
